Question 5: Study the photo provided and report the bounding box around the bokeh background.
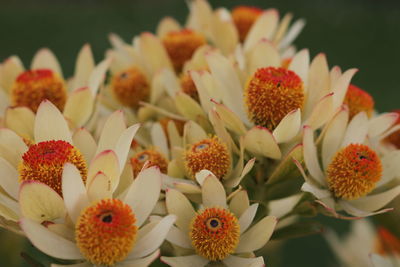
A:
[0,0,399,266]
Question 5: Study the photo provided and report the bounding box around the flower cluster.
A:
[0,0,399,266]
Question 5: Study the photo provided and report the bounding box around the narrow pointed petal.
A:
[331,68,358,111]
[115,124,140,171]
[63,87,94,128]
[229,190,250,218]
[305,92,334,130]
[347,185,400,212]
[195,170,216,186]
[4,107,35,140]
[235,216,277,253]
[31,48,63,77]
[303,126,326,187]
[124,167,162,227]
[151,122,169,158]
[120,250,160,267]
[202,175,227,208]
[244,9,279,51]
[161,255,208,267]
[72,44,95,90]
[213,102,247,135]
[223,255,264,267]
[190,70,214,114]
[244,126,281,159]
[246,39,280,74]
[0,55,24,92]
[72,128,97,164]
[88,58,111,95]
[340,112,368,148]
[0,157,19,199]
[273,108,301,143]
[212,8,238,55]
[0,128,28,168]
[86,150,120,191]
[20,218,82,260]
[165,188,195,232]
[184,120,207,145]
[288,49,309,88]
[239,204,258,234]
[87,172,112,202]
[273,12,293,45]
[378,150,400,186]
[175,92,206,121]
[95,110,126,155]
[279,18,306,50]
[339,200,393,218]
[301,182,331,199]
[166,225,192,249]
[368,112,399,138]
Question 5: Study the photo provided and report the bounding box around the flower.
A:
[300,108,400,218]
[20,165,176,266]
[161,173,277,266]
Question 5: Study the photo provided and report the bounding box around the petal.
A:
[4,106,35,140]
[175,92,206,121]
[95,110,126,155]
[87,172,112,202]
[229,190,250,218]
[0,157,19,199]
[223,255,264,267]
[0,55,24,92]
[123,167,162,227]
[368,112,399,138]
[86,150,120,192]
[235,216,277,253]
[20,181,66,223]
[72,44,95,90]
[88,58,111,95]
[238,203,258,234]
[279,18,306,50]
[150,122,169,158]
[331,68,358,111]
[340,112,368,147]
[183,120,208,145]
[0,128,28,168]
[34,100,72,143]
[244,9,279,51]
[303,126,326,187]
[213,101,247,135]
[63,87,94,128]
[305,92,334,130]
[20,218,82,260]
[31,48,63,77]
[190,70,214,114]
[268,194,302,218]
[379,150,400,186]
[301,182,331,199]
[272,108,301,143]
[202,175,227,208]
[161,255,208,267]
[165,188,195,232]
[288,49,309,88]
[72,128,97,164]
[246,39,280,75]
[166,224,192,249]
[127,214,176,258]
[244,126,281,159]
[62,163,89,223]
[119,249,160,267]
[156,16,181,37]
[114,124,140,171]
[339,200,393,218]
[51,263,90,267]
[211,9,238,55]
[347,185,400,212]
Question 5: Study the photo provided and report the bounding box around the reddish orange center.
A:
[384,110,400,149]
[130,149,168,177]
[232,6,263,42]
[344,84,375,119]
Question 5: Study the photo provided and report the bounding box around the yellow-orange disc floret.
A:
[162,29,206,72]
[376,227,400,256]
[344,84,375,119]
[75,199,137,266]
[232,6,263,42]
[190,207,240,261]
[11,69,67,113]
[244,67,304,131]
[180,72,199,101]
[130,149,168,177]
[111,67,150,109]
[384,110,400,149]
[19,140,87,196]
[327,144,382,200]
[185,136,230,179]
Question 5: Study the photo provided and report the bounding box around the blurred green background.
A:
[0,0,399,266]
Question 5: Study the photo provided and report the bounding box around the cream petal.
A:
[331,68,358,111]
[190,70,214,114]
[20,181,66,223]
[127,214,176,258]
[20,218,82,260]
[156,16,181,37]
[379,150,400,186]
[4,107,35,140]
[303,126,326,187]
[347,185,400,212]
[62,163,89,223]
[273,12,293,45]
[225,158,255,189]
[0,157,19,199]
[47,223,75,242]
[152,68,180,100]
[235,216,277,253]
[95,110,126,155]
[175,92,206,121]
[278,18,306,50]
[0,128,28,168]
[173,182,202,194]
[329,66,342,89]
[304,93,334,130]
[72,44,95,90]
[368,112,399,138]
[273,108,301,143]
[51,263,90,267]
[63,87,94,128]
[246,39,280,74]
[244,9,279,51]
[268,194,302,219]
[211,8,238,55]
[88,58,111,95]
[301,182,331,199]
[369,254,397,267]
[340,112,368,148]
[165,188,195,232]
[124,167,161,227]
[202,175,227,208]
[87,172,112,202]
[167,120,182,149]
[229,190,250,218]
[238,203,258,234]
[223,255,264,267]
[0,192,19,218]
[213,101,247,135]
[161,255,208,267]
[119,250,160,267]
[165,224,192,249]
[86,150,120,191]
[195,170,216,186]
[31,48,63,77]
[183,120,207,145]
[151,122,169,158]
[34,100,72,143]
[186,0,213,38]
[72,128,97,164]
[0,55,24,92]
[288,49,309,88]
[115,124,140,172]
[244,126,281,159]
[339,200,393,218]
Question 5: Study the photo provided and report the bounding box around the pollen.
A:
[130,149,168,177]
[19,140,87,196]
[190,207,240,261]
[184,136,230,179]
[376,227,400,256]
[10,69,67,113]
[162,29,206,72]
[75,198,137,266]
[111,67,150,109]
[180,72,199,101]
[344,84,375,119]
[232,6,263,42]
[244,67,304,131]
[327,144,382,200]
[384,110,400,149]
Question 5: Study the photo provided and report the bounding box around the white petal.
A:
[128,214,176,258]
[236,216,277,253]
[195,170,216,186]
[124,167,161,227]
[88,58,111,95]
[51,263,90,267]
[165,188,195,232]
[184,120,207,145]
[62,163,89,223]
[347,185,400,212]
[31,48,63,77]
[229,190,250,218]
[63,87,94,128]
[273,108,301,143]
[239,204,258,234]
[244,9,279,51]
[175,92,206,121]
[288,49,309,88]
[331,68,358,111]
[86,150,120,192]
[119,250,160,267]
[0,157,19,199]
[341,112,368,147]
[301,182,331,199]
[4,107,35,140]
[339,200,392,218]
[246,39,280,74]
[166,225,192,249]
[0,128,28,168]
[379,150,400,186]
[161,255,208,267]
[115,124,140,171]
[202,175,227,208]
[279,18,306,50]
[223,255,264,267]
[303,126,326,187]
[87,172,112,202]
[72,44,95,90]
[34,100,72,143]
[95,110,126,155]
[190,70,214,114]
[156,16,181,37]
[213,102,247,135]
[20,218,82,260]
[305,93,334,130]
[368,112,399,138]
[72,128,97,164]
[150,122,169,158]
[244,126,281,159]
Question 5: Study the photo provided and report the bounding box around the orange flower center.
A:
[185,136,230,179]
[376,227,400,256]
[130,149,169,177]
[384,110,400,149]
[111,67,150,109]
[232,6,263,42]
[344,84,375,119]
[19,140,87,196]
[327,144,382,200]
[244,67,304,131]
[11,69,67,113]
[180,72,199,101]
[162,29,206,72]
[75,199,137,266]
[190,207,240,261]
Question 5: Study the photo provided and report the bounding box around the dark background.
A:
[0,0,399,266]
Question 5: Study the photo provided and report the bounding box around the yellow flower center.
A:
[184,136,230,179]
[244,67,304,131]
[384,110,400,149]
[327,144,382,200]
[111,67,150,109]
[130,149,169,177]
[75,199,137,266]
[11,69,67,113]
[232,6,263,42]
[180,72,199,101]
[344,84,375,119]
[162,29,206,72]
[19,140,87,196]
[190,207,240,261]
